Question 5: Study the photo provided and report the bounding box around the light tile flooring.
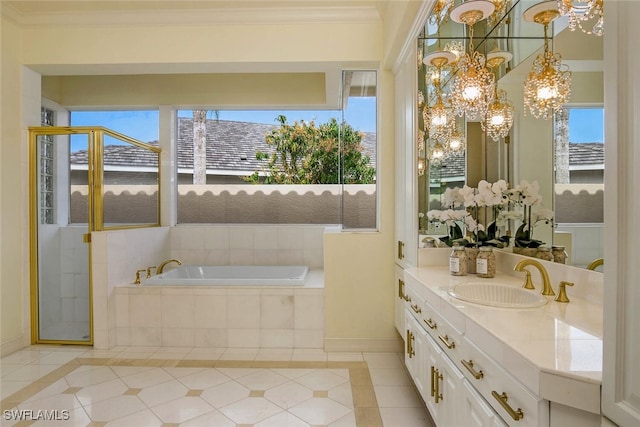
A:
[1,346,434,427]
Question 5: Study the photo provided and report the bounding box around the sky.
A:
[70,97,377,148]
[69,102,603,148]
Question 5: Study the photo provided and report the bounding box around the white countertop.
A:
[404,265,602,413]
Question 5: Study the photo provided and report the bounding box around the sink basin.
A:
[448,283,547,308]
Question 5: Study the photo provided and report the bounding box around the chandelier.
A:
[449,0,496,120]
[483,89,515,140]
[423,51,456,141]
[523,1,572,120]
[483,50,515,141]
[428,0,454,25]
[447,127,466,154]
[427,141,447,165]
[557,0,603,36]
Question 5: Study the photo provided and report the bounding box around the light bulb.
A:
[462,86,481,100]
[490,114,505,126]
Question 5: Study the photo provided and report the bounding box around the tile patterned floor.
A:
[0,346,434,427]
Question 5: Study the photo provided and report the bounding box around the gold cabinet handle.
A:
[398,240,405,260]
[430,366,436,397]
[406,330,415,358]
[398,279,405,299]
[434,368,443,403]
[461,359,484,379]
[403,294,412,302]
[491,391,524,421]
[410,303,422,314]
[438,334,456,349]
[423,318,437,330]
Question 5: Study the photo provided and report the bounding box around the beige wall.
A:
[1,15,27,354]
[1,5,411,351]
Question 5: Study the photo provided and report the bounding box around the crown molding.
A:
[2,4,381,28]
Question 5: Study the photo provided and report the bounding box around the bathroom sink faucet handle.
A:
[522,270,535,290]
[146,266,156,278]
[134,269,146,285]
[555,281,574,303]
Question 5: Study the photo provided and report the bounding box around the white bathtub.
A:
[143,265,309,286]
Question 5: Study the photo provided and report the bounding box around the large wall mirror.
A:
[417,0,603,269]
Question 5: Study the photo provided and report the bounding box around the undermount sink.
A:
[448,282,547,308]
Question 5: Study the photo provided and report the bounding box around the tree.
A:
[246,115,375,184]
[192,109,207,184]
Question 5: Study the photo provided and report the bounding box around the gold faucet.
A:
[146,266,156,278]
[134,269,146,285]
[157,259,182,274]
[513,258,555,296]
[586,258,604,271]
[555,281,574,303]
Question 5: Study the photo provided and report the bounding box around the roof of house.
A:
[70,118,604,179]
[71,118,377,174]
[569,142,604,165]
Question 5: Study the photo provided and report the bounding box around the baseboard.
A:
[1,335,27,357]
[324,337,403,353]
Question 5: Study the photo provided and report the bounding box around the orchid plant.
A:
[507,180,555,248]
[426,179,553,248]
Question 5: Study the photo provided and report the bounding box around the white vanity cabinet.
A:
[402,273,549,427]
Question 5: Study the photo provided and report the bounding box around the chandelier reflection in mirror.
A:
[423,51,456,141]
[523,1,572,120]
[557,0,603,36]
[449,0,496,120]
[483,49,515,141]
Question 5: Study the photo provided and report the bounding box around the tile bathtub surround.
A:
[0,346,433,427]
[116,287,325,349]
[169,225,326,268]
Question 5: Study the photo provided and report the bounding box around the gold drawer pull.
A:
[461,359,484,379]
[411,303,422,314]
[492,391,524,421]
[438,334,456,349]
[403,294,412,302]
[434,367,443,403]
[423,318,437,329]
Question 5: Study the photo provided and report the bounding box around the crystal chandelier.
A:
[427,141,447,165]
[523,1,572,120]
[449,1,496,120]
[422,51,456,141]
[483,50,515,141]
[428,0,454,25]
[557,0,603,36]
[447,127,466,154]
[483,89,515,140]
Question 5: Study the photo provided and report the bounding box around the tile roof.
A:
[70,118,377,173]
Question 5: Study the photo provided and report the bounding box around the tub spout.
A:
[157,259,182,274]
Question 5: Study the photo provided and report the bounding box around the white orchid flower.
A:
[459,185,476,207]
[531,209,554,223]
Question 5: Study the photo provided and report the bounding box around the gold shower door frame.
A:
[28,126,161,345]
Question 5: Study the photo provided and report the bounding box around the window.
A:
[175,71,378,228]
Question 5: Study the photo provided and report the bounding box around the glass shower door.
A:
[34,131,92,343]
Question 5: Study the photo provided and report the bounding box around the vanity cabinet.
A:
[402,274,548,427]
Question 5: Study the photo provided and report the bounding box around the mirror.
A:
[417,0,604,269]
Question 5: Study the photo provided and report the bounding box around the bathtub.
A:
[143,265,309,286]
